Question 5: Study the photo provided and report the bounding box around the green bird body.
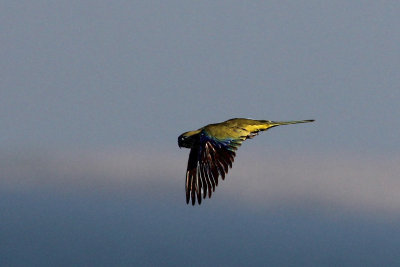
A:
[178,118,314,205]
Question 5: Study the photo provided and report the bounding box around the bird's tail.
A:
[267,119,315,127]
[242,119,314,137]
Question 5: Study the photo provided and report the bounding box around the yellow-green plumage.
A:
[204,118,313,141]
[178,118,314,205]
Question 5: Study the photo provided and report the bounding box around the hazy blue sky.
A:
[1,1,400,266]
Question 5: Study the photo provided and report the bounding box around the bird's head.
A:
[178,130,201,148]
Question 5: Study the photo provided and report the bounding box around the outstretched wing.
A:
[185,130,243,205]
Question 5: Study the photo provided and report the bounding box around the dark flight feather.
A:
[185,131,237,205]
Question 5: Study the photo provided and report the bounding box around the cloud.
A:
[227,151,400,215]
[1,149,399,215]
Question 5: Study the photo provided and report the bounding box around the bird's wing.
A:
[185,130,242,205]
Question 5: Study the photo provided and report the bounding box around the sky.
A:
[1,1,400,266]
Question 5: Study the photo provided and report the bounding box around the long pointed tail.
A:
[269,119,315,127]
[247,119,314,134]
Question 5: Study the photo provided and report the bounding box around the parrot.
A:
[178,118,314,205]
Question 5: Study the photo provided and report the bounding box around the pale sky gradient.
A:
[1,1,400,266]
[1,1,399,154]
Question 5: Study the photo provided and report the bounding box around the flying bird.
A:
[178,118,314,205]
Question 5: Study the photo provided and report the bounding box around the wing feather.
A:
[185,131,238,205]
[186,148,199,204]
